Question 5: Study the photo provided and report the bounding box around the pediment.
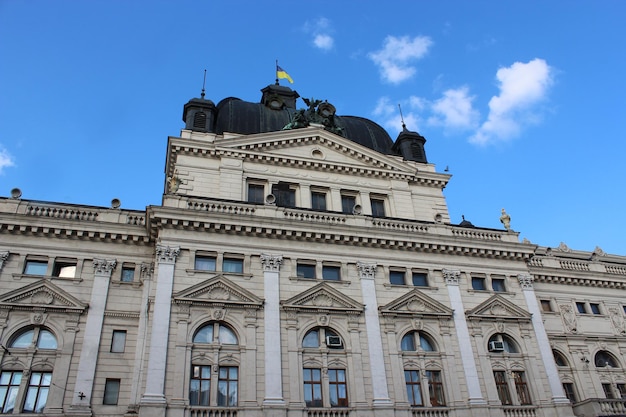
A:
[0,280,87,313]
[281,282,363,314]
[380,289,453,318]
[466,294,531,321]
[173,275,263,309]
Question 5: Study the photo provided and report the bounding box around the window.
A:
[617,383,626,399]
[217,367,238,406]
[488,334,518,353]
[494,371,512,405]
[370,198,385,217]
[575,302,587,314]
[10,328,57,350]
[401,331,435,352]
[553,350,568,367]
[603,383,615,399]
[389,270,405,285]
[247,183,265,203]
[121,265,135,282]
[223,257,243,274]
[340,194,356,214]
[595,350,619,368]
[322,265,341,281]
[405,370,423,406]
[492,278,506,292]
[412,272,428,287]
[111,330,127,353]
[272,182,296,207]
[471,276,486,291]
[512,371,531,405]
[562,383,577,403]
[328,369,348,407]
[296,262,316,279]
[0,371,22,413]
[103,379,120,405]
[190,365,211,406]
[541,300,553,312]
[22,372,51,413]
[311,191,327,210]
[24,260,47,275]
[426,370,446,406]
[303,328,343,349]
[193,323,238,345]
[52,260,76,278]
[303,368,323,407]
[195,255,216,271]
[590,303,601,315]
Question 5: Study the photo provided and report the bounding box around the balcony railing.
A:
[410,407,449,417]
[306,408,352,417]
[188,407,238,417]
[573,398,626,416]
[502,406,537,417]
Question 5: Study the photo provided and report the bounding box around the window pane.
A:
[492,278,506,292]
[389,271,405,285]
[472,277,486,290]
[111,330,127,353]
[0,372,22,414]
[590,303,601,314]
[248,184,265,203]
[341,195,355,214]
[419,334,435,352]
[401,333,416,351]
[575,302,586,313]
[195,256,216,271]
[404,370,422,406]
[272,183,296,207]
[218,325,238,345]
[11,329,34,348]
[412,272,428,287]
[23,372,51,413]
[494,371,512,405]
[190,365,211,406]
[563,383,577,402]
[223,258,243,273]
[37,330,57,349]
[370,199,385,217]
[303,329,320,348]
[304,368,323,407]
[541,300,552,312]
[217,367,238,406]
[322,266,341,281]
[193,325,214,343]
[121,267,135,282]
[297,263,315,279]
[53,263,76,278]
[426,370,446,406]
[24,261,47,275]
[311,192,327,210]
[103,379,120,405]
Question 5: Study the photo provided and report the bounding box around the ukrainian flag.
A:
[276,65,294,84]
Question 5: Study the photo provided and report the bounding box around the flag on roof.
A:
[276,65,294,84]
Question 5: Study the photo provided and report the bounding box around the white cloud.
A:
[428,86,479,130]
[470,58,553,145]
[368,35,433,84]
[0,147,15,174]
[372,96,423,136]
[303,18,334,51]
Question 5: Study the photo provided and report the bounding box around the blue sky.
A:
[1,1,624,255]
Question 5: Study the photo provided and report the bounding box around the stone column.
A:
[357,261,392,406]
[69,259,116,415]
[140,245,180,417]
[443,269,486,405]
[518,274,570,404]
[261,253,285,406]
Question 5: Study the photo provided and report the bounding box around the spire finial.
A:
[398,104,406,130]
[201,69,207,99]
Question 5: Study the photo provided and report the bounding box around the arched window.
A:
[193,323,238,345]
[595,350,620,368]
[488,333,518,353]
[401,331,436,352]
[553,350,569,367]
[302,327,343,349]
[9,327,57,350]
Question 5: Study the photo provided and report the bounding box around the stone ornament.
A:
[442,269,461,285]
[0,251,8,273]
[93,259,117,275]
[500,208,511,231]
[356,262,376,280]
[156,245,180,263]
[260,254,283,272]
[517,274,534,290]
[560,304,577,333]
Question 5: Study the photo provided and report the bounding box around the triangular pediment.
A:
[173,275,263,309]
[380,289,453,318]
[281,282,364,314]
[0,280,87,313]
[466,294,531,321]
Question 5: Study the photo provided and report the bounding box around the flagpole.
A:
[275,59,279,85]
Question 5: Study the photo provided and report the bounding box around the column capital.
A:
[517,273,534,290]
[357,261,377,280]
[92,259,117,276]
[156,245,180,264]
[260,254,283,272]
[442,269,461,285]
[0,251,9,272]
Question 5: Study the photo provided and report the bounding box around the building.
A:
[0,81,625,417]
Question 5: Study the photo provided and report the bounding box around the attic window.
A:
[193,112,206,129]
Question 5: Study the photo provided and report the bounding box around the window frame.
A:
[389,269,406,285]
[103,379,121,405]
[23,259,48,276]
[189,365,211,406]
[404,369,423,406]
[491,277,506,292]
[222,257,243,274]
[303,368,323,407]
[426,370,446,406]
[0,371,22,414]
[217,366,238,407]
[471,276,486,291]
[296,262,316,279]
[493,370,512,405]
[52,259,77,278]
[340,193,356,214]
[512,371,532,405]
[111,330,127,353]
[370,197,386,218]
[22,371,52,413]
[327,369,348,407]
[311,190,328,211]
[272,182,297,208]
[412,271,429,287]
[322,264,341,281]
[562,382,577,403]
[194,254,217,271]
[247,182,266,204]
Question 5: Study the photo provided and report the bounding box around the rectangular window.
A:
[492,278,506,292]
[590,303,601,315]
[575,302,587,314]
[53,260,76,278]
[297,263,316,279]
[494,371,512,405]
[111,330,127,353]
[22,371,51,413]
[272,182,296,207]
[617,383,626,399]
[512,371,531,405]
[562,383,577,402]
[103,379,120,405]
[190,365,211,406]
[223,258,243,274]
[303,368,323,407]
[540,300,553,312]
[322,265,341,281]
[24,260,48,275]
[603,383,615,399]
[311,191,327,211]
[412,272,428,287]
[404,370,423,406]
[195,255,216,271]
[121,265,135,282]
[472,277,486,291]
[341,194,356,214]
[328,369,348,407]
[426,370,446,406]
[0,371,22,414]
[247,183,265,203]
[389,270,405,285]
[370,198,385,217]
[217,366,238,407]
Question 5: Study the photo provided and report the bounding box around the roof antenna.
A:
[398,104,407,130]
[201,69,207,99]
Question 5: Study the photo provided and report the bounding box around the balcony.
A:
[502,406,537,417]
[306,408,352,417]
[410,408,450,417]
[573,398,626,416]
[188,407,238,417]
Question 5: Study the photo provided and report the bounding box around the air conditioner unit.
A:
[326,335,342,347]
[488,341,505,352]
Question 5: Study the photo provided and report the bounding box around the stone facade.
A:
[0,90,624,417]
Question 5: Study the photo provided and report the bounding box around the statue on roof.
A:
[283,98,345,137]
[500,208,511,231]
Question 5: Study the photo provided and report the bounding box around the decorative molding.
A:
[140,262,154,280]
[260,254,283,272]
[173,275,263,310]
[0,251,8,272]
[517,274,534,290]
[559,304,577,334]
[282,282,364,314]
[156,245,180,264]
[356,262,376,280]
[93,259,117,276]
[442,269,461,285]
[466,294,532,321]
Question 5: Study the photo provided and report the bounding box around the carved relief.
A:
[317,314,330,326]
[31,312,47,325]
[442,269,461,285]
[213,308,226,320]
[560,304,577,333]
[156,245,180,263]
[609,308,626,335]
[313,294,334,307]
[356,262,376,280]
[0,251,8,273]
[207,287,230,301]
[93,259,117,275]
[31,289,54,305]
[260,254,283,272]
[517,274,534,290]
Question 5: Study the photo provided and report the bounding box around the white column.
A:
[518,274,570,404]
[443,269,486,405]
[71,259,116,411]
[357,261,392,406]
[141,245,180,405]
[261,253,285,405]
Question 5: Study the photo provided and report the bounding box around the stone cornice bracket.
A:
[442,269,461,286]
[260,254,283,272]
[356,262,377,280]
[156,245,180,264]
[93,259,117,276]
[517,274,534,290]
[0,251,9,273]
[140,262,154,280]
